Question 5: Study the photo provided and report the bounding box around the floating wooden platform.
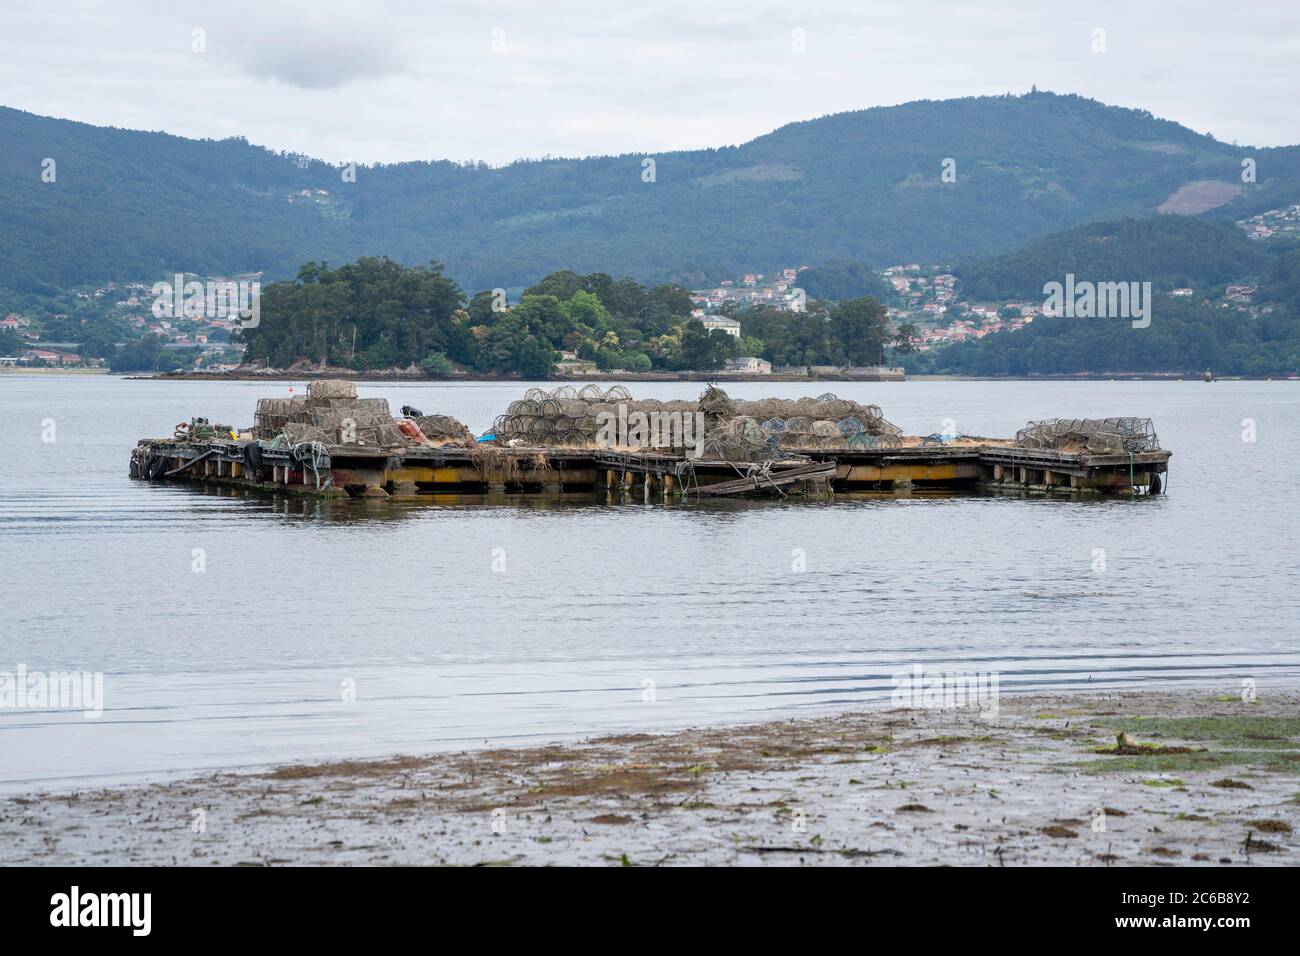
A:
[129,437,1171,500]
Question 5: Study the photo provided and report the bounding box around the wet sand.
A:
[4,689,1297,866]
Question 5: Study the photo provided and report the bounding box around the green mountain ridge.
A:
[5,90,1299,294]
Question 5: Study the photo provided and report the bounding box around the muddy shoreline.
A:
[4,689,1297,866]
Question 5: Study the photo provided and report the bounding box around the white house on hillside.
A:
[700,316,741,338]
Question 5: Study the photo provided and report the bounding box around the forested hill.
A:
[5,90,1299,294]
[954,217,1273,300]
[921,216,1300,376]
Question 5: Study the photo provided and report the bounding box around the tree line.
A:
[235,258,897,375]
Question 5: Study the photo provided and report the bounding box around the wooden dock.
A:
[129,437,1171,499]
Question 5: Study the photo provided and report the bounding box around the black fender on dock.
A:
[242,441,265,480]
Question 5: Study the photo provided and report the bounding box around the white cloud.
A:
[215,17,414,89]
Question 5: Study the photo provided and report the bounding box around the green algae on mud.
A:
[1077,711,1300,775]
[1090,716,1300,749]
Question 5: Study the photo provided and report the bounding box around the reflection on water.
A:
[1,375,1298,791]
[177,481,998,522]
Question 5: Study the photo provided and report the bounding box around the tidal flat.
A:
[5,689,1298,866]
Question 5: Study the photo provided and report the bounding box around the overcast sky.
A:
[2,1,1296,165]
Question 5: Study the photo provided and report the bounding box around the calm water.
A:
[1,374,1298,791]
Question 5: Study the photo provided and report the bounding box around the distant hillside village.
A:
[0,275,250,371]
[882,265,1037,349]
[688,263,1039,364]
[691,267,808,313]
[1238,203,1300,242]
